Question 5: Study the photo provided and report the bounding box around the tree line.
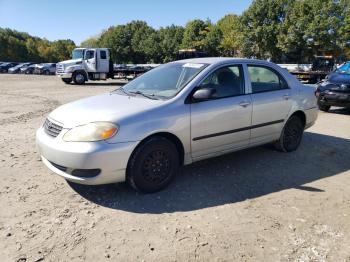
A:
[1,0,349,64]
[0,28,75,62]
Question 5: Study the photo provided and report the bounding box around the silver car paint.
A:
[36,58,318,185]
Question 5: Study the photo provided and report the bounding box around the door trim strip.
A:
[192,119,284,141]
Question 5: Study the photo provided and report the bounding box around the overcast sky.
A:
[0,0,252,45]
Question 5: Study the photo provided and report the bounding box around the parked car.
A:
[36,58,318,193]
[0,62,19,73]
[316,61,350,111]
[34,63,56,75]
[8,63,33,74]
[21,64,39,74]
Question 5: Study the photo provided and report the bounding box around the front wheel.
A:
[318,103,330,112]
[73,72,86,85]
[127,137,179,193]
[275,115,304,152]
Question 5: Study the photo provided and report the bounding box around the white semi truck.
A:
[56,48,114,85]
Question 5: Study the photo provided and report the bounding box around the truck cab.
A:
[56,48,114,84]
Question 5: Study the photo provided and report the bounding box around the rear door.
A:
[97,49,109,73]
[85,49,96,72]
[190,64,252,160]
[247,65,294,145]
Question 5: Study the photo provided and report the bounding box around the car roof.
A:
[175,57,273,65]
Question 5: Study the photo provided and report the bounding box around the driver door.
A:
[190,64,252,160]
[85,49,96,72]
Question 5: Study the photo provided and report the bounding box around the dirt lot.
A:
[0,74,350,262]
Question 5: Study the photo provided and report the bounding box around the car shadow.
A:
[69,132,350,214]
[328,107,350,115]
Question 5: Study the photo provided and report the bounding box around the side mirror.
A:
[192,87,216,101]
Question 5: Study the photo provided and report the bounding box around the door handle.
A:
[283,94,291,100]
[239,101,251,107]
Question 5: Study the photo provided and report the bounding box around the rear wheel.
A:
[275,115,304,152]
[127,137,179,193]
[44,70,50,75]
[73,72,86,85]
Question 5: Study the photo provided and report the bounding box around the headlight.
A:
[63,122,119,142]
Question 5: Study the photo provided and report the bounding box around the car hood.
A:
[49,92,164,128]
[59,59,82,66]
[327,72,350,85]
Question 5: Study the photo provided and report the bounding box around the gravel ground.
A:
[0,74,350,262]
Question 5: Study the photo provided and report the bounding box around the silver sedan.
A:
[36,58,318,192]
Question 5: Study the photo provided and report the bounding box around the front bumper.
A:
[36,126,138,185]
[56,72,72,79]
[318,92,350,107]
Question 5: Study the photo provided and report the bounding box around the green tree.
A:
[217,14,243,57]
[239,0,291,61]
[99,21,158,63]
[181,19,222,56]
[80,37,100,48]
[278,0,343,62]
[158,25,185,62]
[181,19,209,50]
[339,0,350,60]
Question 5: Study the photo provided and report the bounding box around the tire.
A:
[127,137,179,193]
[73,72,86,85]
[275,115,304,152]
[318,103,330,112]
[44,70,50,75]
[62,78,72,84]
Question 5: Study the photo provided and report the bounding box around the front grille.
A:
[44,118,63,137]
[56,63,64,74]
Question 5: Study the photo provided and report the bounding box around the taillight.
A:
[315,90,320,98]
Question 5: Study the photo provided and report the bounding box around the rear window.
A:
[248,65,288,93]
[100,50,107,59]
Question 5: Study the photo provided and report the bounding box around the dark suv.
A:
[0,62,19,73]
[316,62,350,111]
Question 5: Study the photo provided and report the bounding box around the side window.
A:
[100,50,107,59]
[248,65,288,93]
[199,65,245,98]
[85,50,95,60]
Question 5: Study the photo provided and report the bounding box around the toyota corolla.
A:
[36,58,318,193]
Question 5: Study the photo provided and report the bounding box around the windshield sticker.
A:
[182,63,205,69]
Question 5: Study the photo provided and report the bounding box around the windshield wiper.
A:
[128,91,159,100]
[111,86,129,95]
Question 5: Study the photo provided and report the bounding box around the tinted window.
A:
[199,65,245,98]
[248,65,288,93]
[85,50,95,60]
[100,50,107,59]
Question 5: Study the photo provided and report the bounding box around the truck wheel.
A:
[62,78,72,84]
[274,115,304,152]
[73,72,86,85]
[44,70,50,75]
[127,137,179,193]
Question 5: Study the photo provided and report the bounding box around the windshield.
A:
[121,62,207,99]
[336,63,350,75]
[72,49,84,60]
